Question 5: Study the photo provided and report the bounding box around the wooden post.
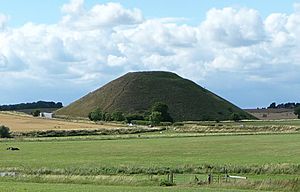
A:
[170,171,174,184]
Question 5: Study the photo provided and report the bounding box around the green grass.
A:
[0,181,264,192]
[1,134,300,171]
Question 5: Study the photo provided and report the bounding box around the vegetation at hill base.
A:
[294,106,300,119]
[55,71,255,121]
[0,125,11,138]
[88,102,173,126]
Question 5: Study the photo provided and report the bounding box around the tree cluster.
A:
[88,102,173,126]
[268,102,300,109]
[0,101,63,111]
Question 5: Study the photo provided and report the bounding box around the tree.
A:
[268,102,276,109]
[32,110,41,117]
[294,107,300,119]
[149,111,162,126]
[88,108,103,121]
[0,125,11,138]
[231,113,241,122]
[151,102,173,122]
[104,112,112,121]
[111,111,125,121]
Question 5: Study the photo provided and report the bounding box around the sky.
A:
[0,0,300,108]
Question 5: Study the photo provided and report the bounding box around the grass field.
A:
[1,134,299,171]
[1,113,300,191]
[0,112,126,132]
[0,181,262,192]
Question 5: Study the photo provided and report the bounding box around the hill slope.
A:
[55,71,255,121]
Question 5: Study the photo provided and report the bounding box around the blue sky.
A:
[0,0,300,108]
[1,0,296,26]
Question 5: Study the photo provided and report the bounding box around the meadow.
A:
[1,113,300,191]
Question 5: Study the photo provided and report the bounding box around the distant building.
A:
[40,112,53,119]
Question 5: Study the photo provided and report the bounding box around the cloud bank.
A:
[0,0,300,107]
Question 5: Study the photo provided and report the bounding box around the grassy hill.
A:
[55,71,255,121]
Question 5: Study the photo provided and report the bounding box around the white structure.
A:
[40,112,53,119]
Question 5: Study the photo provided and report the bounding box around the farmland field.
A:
[1,133,300,191]
[0,112,125,132]
[1,113,300,191]
[1,134,300,169]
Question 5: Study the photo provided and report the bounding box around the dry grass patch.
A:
[0,111,125,132]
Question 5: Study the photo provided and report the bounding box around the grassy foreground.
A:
[0,181,264,192]
[1,134,300,172]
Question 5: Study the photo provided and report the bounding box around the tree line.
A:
[268,102,300,109]
[0,101,63,111]
[88,102,173,126]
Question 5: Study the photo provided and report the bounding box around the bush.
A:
[0,125,11,138]
[32,110,41,117]
[231,113,241,122]
[149,111,162,126]
[294,107,300,119]
[151,102,173,122]
[88,108,103,121]
[111,111,125,121]
[125,114,145,123]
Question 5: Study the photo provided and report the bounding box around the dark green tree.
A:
[149,111,162,126]
[0,125,11,138]
[104,112,112,121]
[111,111,125,121]
[294,107,300,119]
[231,113,241,122]
[151,102,173,122]
[32,110,41,117]
[88,108,103,121]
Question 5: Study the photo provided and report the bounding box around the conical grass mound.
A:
[55,71,255,121]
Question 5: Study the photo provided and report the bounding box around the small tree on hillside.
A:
[294,107,300,119]
[231,113,241,122]
[88,108,103,121]
[149,111,162,126]
[0,125,11,138]
[111,111,125,121]
[151,102,173,122]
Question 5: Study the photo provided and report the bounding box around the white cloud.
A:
[0,14,9,30]
[1,1,300,106]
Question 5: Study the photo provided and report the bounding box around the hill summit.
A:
[55,71,254,121]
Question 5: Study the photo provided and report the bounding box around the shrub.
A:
[151,102,173,122]
[231,113,241,122]
[111,111,125,121]
[88,108,103,121]
[125,114,145,123]
[294,107,300,119]
[149,111,162,126]
[32,110,41,117]
[0,125,11,138]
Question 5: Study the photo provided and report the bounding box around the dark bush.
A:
[111,111,125,121]
[231,113,241,122]
[0,125,11,138]
[88,108,103,121]
[32,110,41,117]
[125,114,145,123]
